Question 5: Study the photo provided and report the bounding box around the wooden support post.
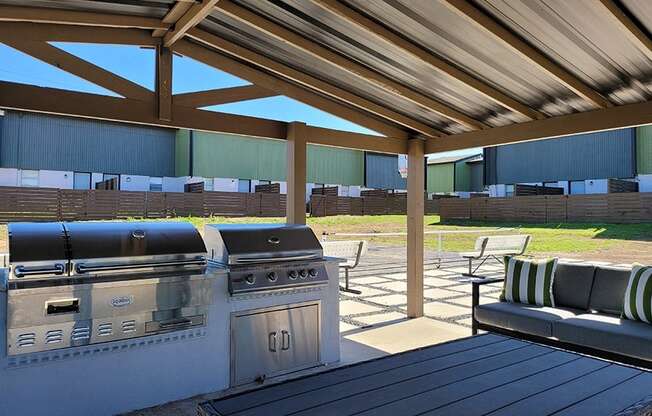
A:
[286,121,307,225]
[156,45,172,121]
[407,138,425,318]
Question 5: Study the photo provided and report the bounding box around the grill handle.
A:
[158,318,192,330]
[234,253,319,264]
[75,257,206,274]
[14,263,65,278]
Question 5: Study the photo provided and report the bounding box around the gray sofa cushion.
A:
[554,313,652,361]
[553,263,596,310]
[475,302,582,337]
[589,266,630,315]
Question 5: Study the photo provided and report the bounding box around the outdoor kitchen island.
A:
[0,222,340,416]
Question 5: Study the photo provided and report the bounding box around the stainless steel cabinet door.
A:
[231,303,320,386]
[278,304,319,372]
[231,309,282,385]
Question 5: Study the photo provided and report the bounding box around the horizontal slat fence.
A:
[0,186,287,222]
[440,192,652,223]
[310,194,440,216]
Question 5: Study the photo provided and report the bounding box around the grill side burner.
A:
[5,221,215,356]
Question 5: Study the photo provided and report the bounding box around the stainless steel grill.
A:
[5,221,214,355]
[204,223,333,386]
[204,224,328,294]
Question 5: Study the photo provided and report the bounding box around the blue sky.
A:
[1,42,478,158]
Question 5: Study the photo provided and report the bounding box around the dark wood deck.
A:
[198,334,652,416]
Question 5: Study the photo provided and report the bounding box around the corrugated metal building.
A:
[364,152,407,190]
[176,130,365,186]
[426,154,483,193]
[0,110,176,177]
[484,129,636,185]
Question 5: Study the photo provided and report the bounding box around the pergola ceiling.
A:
[2,0,652,154]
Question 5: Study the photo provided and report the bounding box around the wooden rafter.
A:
[173,85,278,108]
[307,126,406,155]
[442,0,612,109]
[176,36,418,138]
[425,98,652,153]
[309,0,544,121]
[0,22,160,46]
[2,39,153,101]
[0,81,284,139]
[156,46,173,121]
[163,0,219,47]
[153,1,194,38]
[183,30,438,138]
[216,0,486,131]
[598,0,652,54]
[0,5,166,30]
[0,81,405,154]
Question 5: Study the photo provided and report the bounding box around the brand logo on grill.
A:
[111,296,133,308]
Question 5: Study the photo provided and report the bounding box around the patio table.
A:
[199,333,652,416]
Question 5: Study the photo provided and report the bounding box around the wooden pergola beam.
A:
[217,0,486,131]
[425,98,652,153]
[0,22,160,46]
[0,5,167,30]
[156,46,173,121]
[443,0,612,109]
[0,81,286,140]
[2,39,153,101]
[598,0,652,54]
[163,0,219,47]
[310,0,544,121]
[175,36,418,138]
[173,85,278,108]
[307,126,407,155]
[153,1,194,38]
[0,81,406,154]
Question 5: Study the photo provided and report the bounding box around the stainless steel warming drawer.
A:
[230,302,320,386]
[5,221,215,356]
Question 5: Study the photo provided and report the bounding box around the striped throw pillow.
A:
[623,264,652,323]
[500,257,558,307]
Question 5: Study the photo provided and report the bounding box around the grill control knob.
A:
[288,270,298,280]
[245,274,256,285]
[308,268,318,277]
[267,272,278,282]
[299,269,308,279]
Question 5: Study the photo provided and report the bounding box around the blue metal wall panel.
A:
[0,111,175,176]
[484,129,636,185]
[365,152,407,190]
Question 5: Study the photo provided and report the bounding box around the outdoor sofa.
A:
[471,263,652,367]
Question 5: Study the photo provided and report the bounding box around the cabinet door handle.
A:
[281,330,290,350]
[268,331,277,352]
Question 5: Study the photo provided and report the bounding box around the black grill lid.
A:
[205,224,322,264]
[8,222,68,262]
[64,222,206,259]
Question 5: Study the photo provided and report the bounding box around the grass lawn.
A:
[116,215,652,261]
[0,215,649,262]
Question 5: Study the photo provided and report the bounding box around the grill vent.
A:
[97,323,113,337]
[71,327,90,341]
[17,332,36,347]
[45,330,63,344]
[122,320,136,333]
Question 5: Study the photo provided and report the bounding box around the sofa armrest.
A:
[460,276,504,285]
[464,277,504,335]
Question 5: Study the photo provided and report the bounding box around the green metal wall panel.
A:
[307,145,363,185]
[454,161,472,192]
[637,126,652,174]
[427,163,454,193]
[192,131,286,180]
[175,129,190,176]
[185,131,364,184]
